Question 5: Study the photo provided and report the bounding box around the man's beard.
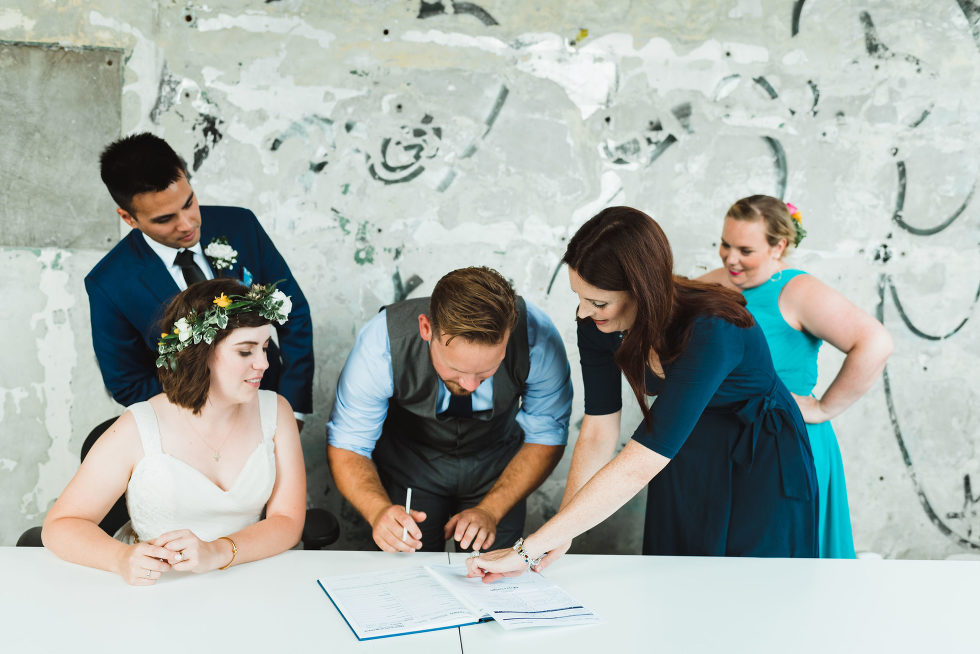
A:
[442,379,473,396]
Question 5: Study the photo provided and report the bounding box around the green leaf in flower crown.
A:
[216,312,229,329]
[156,356,166,368]
[204,327,217,343]
[193,331,203,344]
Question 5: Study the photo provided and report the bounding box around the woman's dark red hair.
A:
[562,206,753,425]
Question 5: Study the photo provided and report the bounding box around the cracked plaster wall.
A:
[0,0,977,558]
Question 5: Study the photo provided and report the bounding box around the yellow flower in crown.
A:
[156,281,291,371]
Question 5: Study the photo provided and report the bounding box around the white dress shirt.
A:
[142,234,214,290]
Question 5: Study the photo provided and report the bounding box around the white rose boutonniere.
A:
[204,236,239,271]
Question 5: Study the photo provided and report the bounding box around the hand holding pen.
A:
[370,487,427,552]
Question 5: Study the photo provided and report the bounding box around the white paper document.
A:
[426,564,601,630]
[317,563,599,640]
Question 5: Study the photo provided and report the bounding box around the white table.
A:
[0,548,456,653]
[451,552,980,652]
[4,547,978,653]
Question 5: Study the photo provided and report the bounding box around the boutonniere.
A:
[204,236,239,271]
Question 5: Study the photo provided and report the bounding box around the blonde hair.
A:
[429,267,518,345]
[725,195,798,255]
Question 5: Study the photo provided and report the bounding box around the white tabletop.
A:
[0,548,456,653]
[451,552,980,653]
[4,547,978,653]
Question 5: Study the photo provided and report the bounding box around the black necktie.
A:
[441,392,473,419]
[174,249,207,287]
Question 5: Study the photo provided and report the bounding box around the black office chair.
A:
[18,417,339,549]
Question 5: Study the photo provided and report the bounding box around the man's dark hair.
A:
[99,133,188,215]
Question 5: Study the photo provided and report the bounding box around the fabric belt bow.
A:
[730,383,812,501]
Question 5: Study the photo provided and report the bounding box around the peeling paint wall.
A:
[0,1,977,558]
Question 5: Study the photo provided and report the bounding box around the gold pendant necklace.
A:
[185,406,240,462]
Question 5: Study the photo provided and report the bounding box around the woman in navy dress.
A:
[468,207,818,580]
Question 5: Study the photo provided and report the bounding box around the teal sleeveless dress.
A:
[742,269,856,558]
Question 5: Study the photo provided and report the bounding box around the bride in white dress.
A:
[43,278,306,585]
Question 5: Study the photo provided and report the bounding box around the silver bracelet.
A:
[513,537,545,568]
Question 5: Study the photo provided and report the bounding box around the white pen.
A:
[401,487,413,543]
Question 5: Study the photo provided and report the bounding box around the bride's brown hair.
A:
[562,206,753,425]
[158,278,272,413]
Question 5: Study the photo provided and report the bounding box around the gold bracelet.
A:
[217,536,238,570]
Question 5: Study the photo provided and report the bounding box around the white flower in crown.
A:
[174,317,193,342]
[204,236,238,270]
[270,289,292,324]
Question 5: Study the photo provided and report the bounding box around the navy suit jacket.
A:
[84,206,314,413]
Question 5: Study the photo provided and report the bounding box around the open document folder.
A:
[317,563,601,640]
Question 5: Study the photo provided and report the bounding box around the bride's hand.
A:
[153,529,231,573]
[114,542,173,585]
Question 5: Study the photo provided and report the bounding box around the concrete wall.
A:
[0,1,977,558]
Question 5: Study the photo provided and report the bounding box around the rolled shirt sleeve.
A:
[325,311,393,458]
[516,301,573,446]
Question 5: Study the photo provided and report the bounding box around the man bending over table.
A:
[327,267,572,552]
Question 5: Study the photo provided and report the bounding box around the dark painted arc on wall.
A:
[752,76,778,100]
[548,188,625,295]
[892,162,976,235]
[762,136,788,200]
[482,85,509,138]
[392,269,423,303]
[648,134,678,165]
[453,2,499,26]
[955,1,980,50]
[882,368,980,550]
[807,80,820,116]
[875,276,980,550]
[418,1,445,19]
[671,103,693,133]
[908,105,933,129]
[417,1,499,26]
[791,0,806,37]
[192,114,223,172]
[546,260,564,295]
[149,64,180,124]
[886,275,978,341]
[860,11,889,58]
[860,11,923,65]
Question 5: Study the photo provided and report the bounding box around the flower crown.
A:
[156,281,292,371]
[785,202,807,247]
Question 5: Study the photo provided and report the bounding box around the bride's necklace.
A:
[183,405,241,462]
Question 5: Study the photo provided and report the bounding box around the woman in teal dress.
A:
[699,195,893,558]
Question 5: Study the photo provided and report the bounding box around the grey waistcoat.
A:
[372,296,530,490]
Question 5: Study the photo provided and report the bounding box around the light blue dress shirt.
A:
[327,300,573,458]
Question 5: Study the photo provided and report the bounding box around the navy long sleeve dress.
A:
[578,314,818,557]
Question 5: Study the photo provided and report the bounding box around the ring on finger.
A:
[145,570,151,578]
[174,550,183,563]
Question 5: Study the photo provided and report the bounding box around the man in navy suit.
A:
[85,133,314,424]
